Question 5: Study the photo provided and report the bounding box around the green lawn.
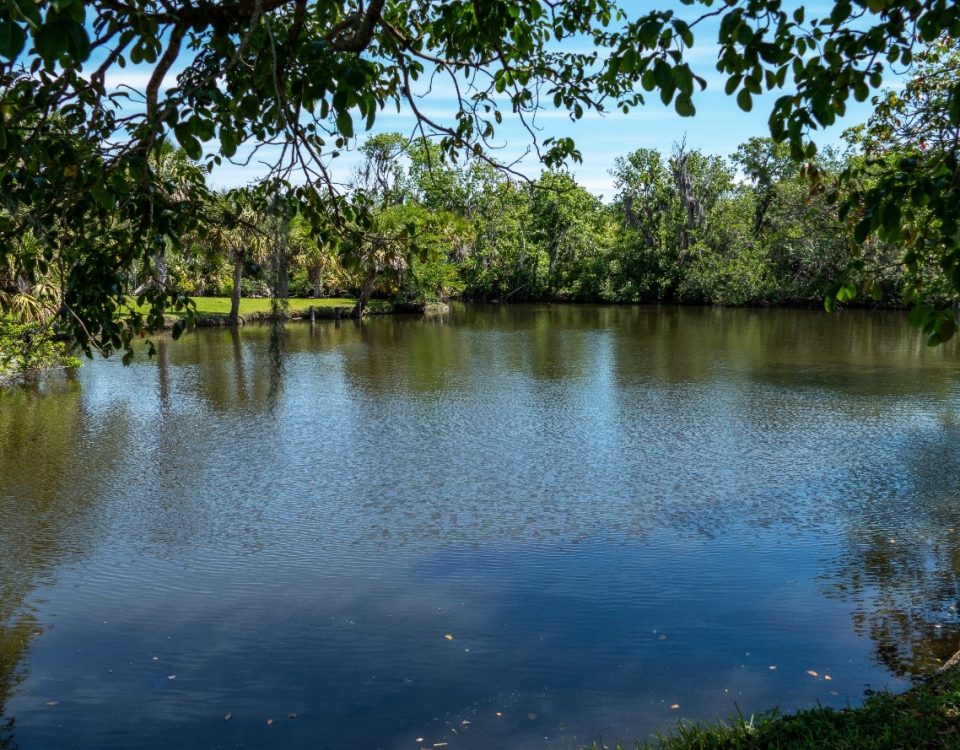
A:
[128,296,356,316]
[190,296,355,314]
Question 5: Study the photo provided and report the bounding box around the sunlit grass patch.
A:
[128,296,356,316]
[189,297,355,315]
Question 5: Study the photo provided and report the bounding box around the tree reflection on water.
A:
[823,415,960,677]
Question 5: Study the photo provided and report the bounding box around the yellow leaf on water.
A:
[670,704,680,710]
[824,675,832,681]
[806,670,818,677]
[444,634,454,641]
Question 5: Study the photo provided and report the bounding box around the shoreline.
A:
[611,653,960,750]
[157,300,451,328]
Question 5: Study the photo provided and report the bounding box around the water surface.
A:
[2,305,959,749]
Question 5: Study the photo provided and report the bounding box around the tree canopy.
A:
[0,0,958,355]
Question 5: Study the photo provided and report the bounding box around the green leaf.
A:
[34,21,69,63]
[736,88,752,112]
[0,20,26,59]
[174,124,202,159]
[947,83,960,125]
[336,110,353,138]
[65,21,89,60]
[853,217,871,244]
[219,128,237,158]
[674,94,695,117]
[836,282,857,302]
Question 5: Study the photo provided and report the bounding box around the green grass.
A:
[128,296,356,316]
[592,666,960,749]
[188,296,355,315]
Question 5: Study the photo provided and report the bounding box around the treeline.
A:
[153,132,944,315]
[2,36,955,340]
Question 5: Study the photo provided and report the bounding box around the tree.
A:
[527,171,612,299]
[2,0,959,355]
[353,133,409,208]
[610,148,675,300]
[733,137,798,235]
[832,35,960,343]
[0,0,633,355]
[205,191,268,324]
[289,213,343,298]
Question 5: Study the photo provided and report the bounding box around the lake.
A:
[2,304,959,750]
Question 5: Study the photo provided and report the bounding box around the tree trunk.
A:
[228,256,243,324]
[351,266,377,318]
[276,248,289,300]
[156,246,168,289]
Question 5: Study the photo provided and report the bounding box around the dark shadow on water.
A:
[0,718,17,750]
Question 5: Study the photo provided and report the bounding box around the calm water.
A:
[2,304,960,749]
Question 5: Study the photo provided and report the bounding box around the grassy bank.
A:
[176,297,355,315]
[125,296,360,327]
[601,662,960,750]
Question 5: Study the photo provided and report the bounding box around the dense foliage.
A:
[107,127,952,321]
[0,321,79,383]
[0,0,958,358]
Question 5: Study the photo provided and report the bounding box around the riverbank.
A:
[153,297,450,327]
[610,656,960,750]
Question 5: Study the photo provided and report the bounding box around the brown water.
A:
[1,304,959,749]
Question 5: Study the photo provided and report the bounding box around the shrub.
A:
[0,322,81,384]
